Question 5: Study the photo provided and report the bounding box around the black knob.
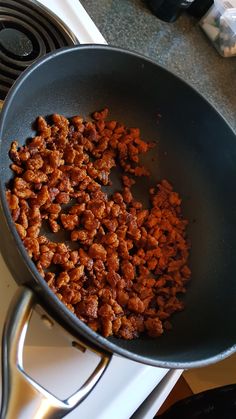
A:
[188,0,214,18]
[146,0,195,23]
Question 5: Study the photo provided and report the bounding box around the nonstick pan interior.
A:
[0,45,236,368]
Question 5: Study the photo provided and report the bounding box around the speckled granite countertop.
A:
[81,0,235,132]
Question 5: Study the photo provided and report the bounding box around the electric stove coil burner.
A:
[0,0,77,100]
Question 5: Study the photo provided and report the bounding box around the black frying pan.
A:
[0,45,236,418]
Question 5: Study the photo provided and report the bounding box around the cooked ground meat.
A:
[6,108,191,339]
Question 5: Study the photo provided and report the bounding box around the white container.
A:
[200,0,236,57]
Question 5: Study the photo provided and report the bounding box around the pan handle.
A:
[0,286,111,419]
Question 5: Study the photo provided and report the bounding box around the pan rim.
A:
[0,44,236,369]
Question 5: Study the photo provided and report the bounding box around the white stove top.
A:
[0,1,182,417]
[39,0,107,45]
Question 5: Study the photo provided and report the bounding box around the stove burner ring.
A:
[0,0,77,100]
[0,27,33,57]
[0,16,47,66]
